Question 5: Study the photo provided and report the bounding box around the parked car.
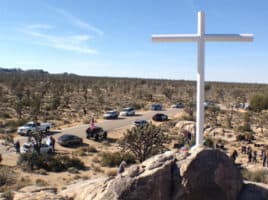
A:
[57,134,83,147]
[17,121,52,136]
[171,102,184,108]
[21,143,53,154]
[120,107,135,116]
[133,120,148,127]
[86,126,107,141]
[152,113,168,121]
[150,104,162,111]
[103,110,119,119]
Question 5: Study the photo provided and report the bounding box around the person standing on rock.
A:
[118,161,127,175]
[247,147,252,163]
[262,147,267,167]
[230,150,238,163]
[253,150,257,163]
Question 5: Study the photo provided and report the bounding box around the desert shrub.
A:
[73,146,98,156]
[101,152,136,167]
[242,168,268,184]
[120,124,168,162]
[5,119,27,128]
[68,167,79,174]
[91,164,104,173]
[105,169,117,177]
[35,179,48,187]
[250,94,268,112]
[1,190,13,200]
[17,152,85,172]
[0,166,15,187]
[177,134,186,148]
[0,112,11,119]
[203,137,214,148]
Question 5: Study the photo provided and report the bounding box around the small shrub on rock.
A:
[203,137,214,148]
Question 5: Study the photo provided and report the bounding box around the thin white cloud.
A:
[21,28,98,55]
[27,24,54,30]
[53,8,104,36]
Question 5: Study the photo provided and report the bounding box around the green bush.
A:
[204,137,214,148]
[0,112,11,119]
[5,119,28,128]
[17,152,85,172]
[250,94,268,112]
[74,146,98,156]
[101,152,136,167]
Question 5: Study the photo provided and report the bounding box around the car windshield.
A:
[107,111,115,114]
[60,135,74,139]
[24,123,33,127]
[123,108,132,111]
[23,144,31,148]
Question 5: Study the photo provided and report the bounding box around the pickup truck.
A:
[17,121,52,136]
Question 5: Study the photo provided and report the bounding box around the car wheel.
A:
[103,132,107,140]
[94,135,99,141]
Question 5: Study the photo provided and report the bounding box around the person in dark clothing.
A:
[253,150,257,163]
[247,147,252,163]
[50,136,55,153]
[14,141,20,153]
[241,146,247,154]
[230,150,238,163]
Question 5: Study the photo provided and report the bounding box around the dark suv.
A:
[86,127,107,141]
[152,113,168,121]
[150,104,162,111]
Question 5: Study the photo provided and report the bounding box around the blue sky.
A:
[0,0,267,83]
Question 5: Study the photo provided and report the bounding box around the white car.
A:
[103,111,119,119]
[21,143,53,154]
[120,107,135,116]
[17,121,52,136]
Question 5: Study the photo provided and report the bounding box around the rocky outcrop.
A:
[175,121,195,134]
[178,147,243,200]
[11,148,268,200]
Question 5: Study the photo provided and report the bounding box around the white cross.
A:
[152,11,253,148]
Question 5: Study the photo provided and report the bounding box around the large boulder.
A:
[61,148,243,200]
[178,147,243,200]
[14,148,264,200]
[175,121,195,134]
[61,151,177,200]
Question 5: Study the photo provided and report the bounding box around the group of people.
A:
[239,145,268,166]
[261,147,268,167]
[241,146,257,163]
[14,135,56,154]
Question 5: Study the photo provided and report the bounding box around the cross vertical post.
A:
[196,11,205,147]
[151,10,253,149]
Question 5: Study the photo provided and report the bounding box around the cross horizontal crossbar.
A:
[152,34,254,42]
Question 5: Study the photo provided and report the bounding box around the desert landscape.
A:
[0,1,268,199]
[0,68,267,199]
